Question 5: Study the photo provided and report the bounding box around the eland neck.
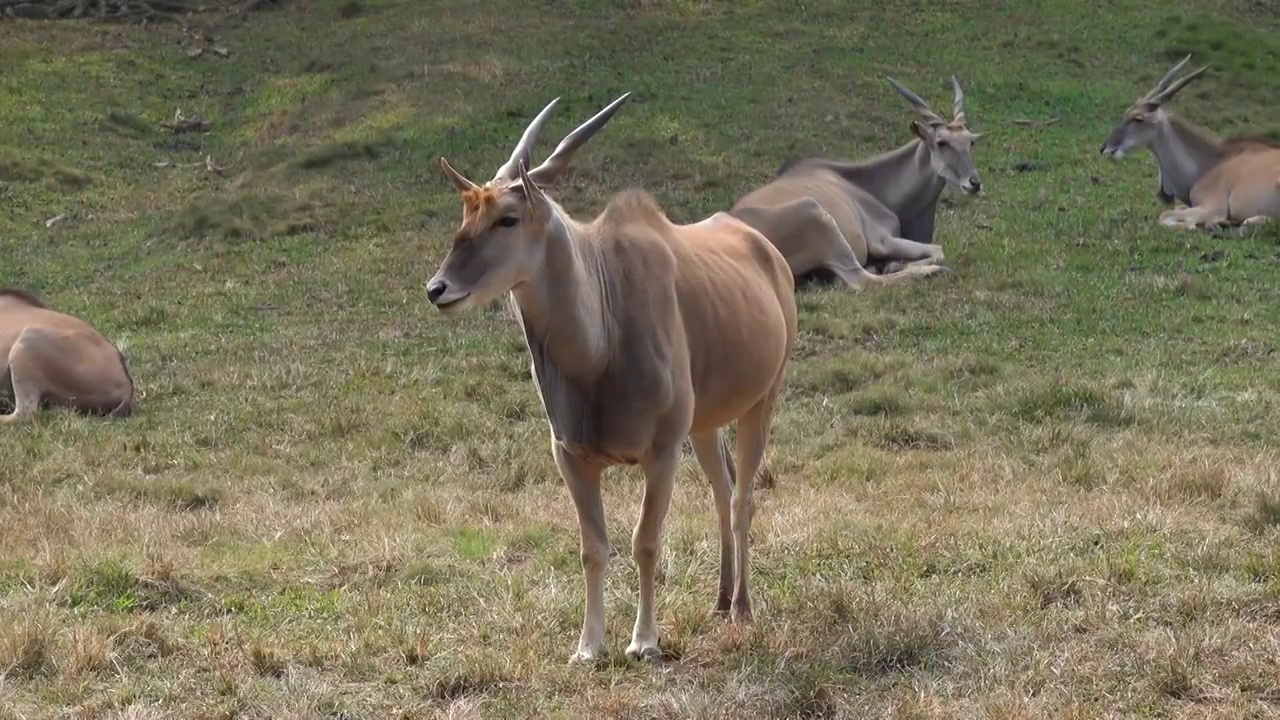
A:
[1152,115,1225,205]
[509,207,611,380]
[842,140,944,220]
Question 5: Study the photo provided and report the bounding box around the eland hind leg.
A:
[554,443,610,665]
[728,381,785,622]
[1240,215,1271,236]
[691,430,735,617]
[735,199,948,289]
[1,330,50,425]
[733,198,882,291]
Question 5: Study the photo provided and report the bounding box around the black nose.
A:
[1099,144,1107,155]
[970,179,982,192]
[426,280,447,304]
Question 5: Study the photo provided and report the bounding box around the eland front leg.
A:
[1159,205,1227,230]
[554,443,609,665]
[868,233,947,267]
[626,446,680,661]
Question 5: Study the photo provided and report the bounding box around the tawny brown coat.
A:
[1,289,134,423]
[426,94,797,665]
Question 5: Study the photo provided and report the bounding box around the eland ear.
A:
[441,157,479,193]
[516,159,546,209]
[910,120,935,143]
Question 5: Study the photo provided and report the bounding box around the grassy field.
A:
[3,0,1280,717]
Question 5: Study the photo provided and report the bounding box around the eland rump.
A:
[1,289,134,424]
[425,94,797,664]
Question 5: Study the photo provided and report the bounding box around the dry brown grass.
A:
[5,435,1278,715]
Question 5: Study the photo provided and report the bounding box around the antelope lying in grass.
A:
[1100,55,1280,231]
[1,289,134,423]
[731,75,983,289]
[425,94,797,664]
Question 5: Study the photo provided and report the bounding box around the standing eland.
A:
[425,93,798,664]
[730,74,983,289]
[1,289,134,424]
[1099,55,1280,230]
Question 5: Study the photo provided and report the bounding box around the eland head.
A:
[1100,55,1212,159]
[426,93,631,313]
[887,74,984,194]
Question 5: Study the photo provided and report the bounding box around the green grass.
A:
[3,0,1280,716]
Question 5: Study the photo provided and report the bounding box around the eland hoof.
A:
[624,640,663,663]
[712,603,732,619]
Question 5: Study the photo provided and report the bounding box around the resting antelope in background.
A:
[425,94,797,664]
[731,75,983,289]
[1100,55,1280,230]
[1,289,134,424]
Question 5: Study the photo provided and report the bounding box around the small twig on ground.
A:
[45,213,69,228]
[153,155,226,175]
[1012,117,1061,128]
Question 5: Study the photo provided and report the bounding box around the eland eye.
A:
[937,140,950,148]
[495,216,520,229]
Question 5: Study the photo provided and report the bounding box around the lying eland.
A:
[425,94,797,664]
[1100,55,1280,230]
[731,74,983,289]
[1,289,134,423]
